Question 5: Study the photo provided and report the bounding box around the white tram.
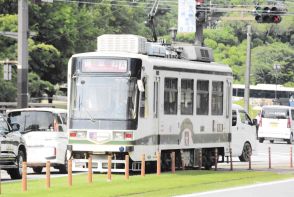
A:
[67,34,253,172]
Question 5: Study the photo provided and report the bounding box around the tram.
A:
[67,34,236,172]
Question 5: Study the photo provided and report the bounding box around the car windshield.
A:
[262,108,289,119]
[70,76,138,120]
[0,117,9,133]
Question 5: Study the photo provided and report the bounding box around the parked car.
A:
[0,113,27,179]
[7,108,68,174]
[258,105,294,144]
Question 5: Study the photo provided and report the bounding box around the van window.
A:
[262,108,289,119]
[60,113,67,124]
[239,110,252,125]
[9,111,54,133]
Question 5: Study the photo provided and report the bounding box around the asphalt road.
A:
[177,178,294,197]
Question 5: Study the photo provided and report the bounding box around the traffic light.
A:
[196,5,206,24]
[253,5,286,24]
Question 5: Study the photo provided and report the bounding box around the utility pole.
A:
[195,0,205,46]
[17,0,29,108]
[244,25,251,113]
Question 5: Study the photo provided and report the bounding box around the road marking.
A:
[175,178,294,197]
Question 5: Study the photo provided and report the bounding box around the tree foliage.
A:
[0,0,293,102]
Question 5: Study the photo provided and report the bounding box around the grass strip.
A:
[1,170,293,197]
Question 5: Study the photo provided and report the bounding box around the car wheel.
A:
[258,138,264,143]
[239,142,252,162]
[59,155,68,174]
[270,140,274,144]
[33,167,43,174]
[8,150,25,179]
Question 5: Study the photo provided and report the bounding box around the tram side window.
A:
[140,77,148,118]
[211,81,223,115]
[196,80,209,115]
[164,78,178,115]
[181,79,194,115]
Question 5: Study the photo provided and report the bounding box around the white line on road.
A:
[175,178,294,197]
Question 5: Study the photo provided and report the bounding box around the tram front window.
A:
[71,77,138,120]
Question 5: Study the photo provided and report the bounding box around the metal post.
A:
[230,148,233,171]
[46,161,50,189]
[22,161,27,192]
[244,25,252,113]
[290,146,293,168]
[199,149,202,170]
[171,152,175,173]
[214,148,218,171]
[269,147,271,169]
[195,23,204,46]
[141,154,145,177]
[88,156,92,183]
[157,152,161,175]
[68,159,72,186]
[249,153,252,170]
[125,155,129,180]
[17,0,29,108]
[107,155,112,181]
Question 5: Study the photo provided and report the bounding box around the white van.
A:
[231,104,257,161]
[7,108,68,173]
[258,105,294,144]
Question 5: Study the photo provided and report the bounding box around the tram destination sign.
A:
[82,58,128,73]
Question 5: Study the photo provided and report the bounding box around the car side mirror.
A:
[11,123,20,132]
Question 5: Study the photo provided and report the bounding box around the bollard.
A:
[68,159,72,186]
[46,161,51,189]
[171,152,175,173]
[199,149,202,170]
[249,153,252,170]
[214,148,218,171]
[156,152,161,175]
[268,147,271,169]
[107,155,112,181]
[290,146,293,168]
[125,155,129,180]
[88,156,92,183]
[229,148,233,171]
[141,154,145,177]
[22,161,27,192]
[0,168,1,194]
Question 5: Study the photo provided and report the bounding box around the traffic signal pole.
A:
[195,0,205,46]
[244,25,252,113]
[17,0,29,108]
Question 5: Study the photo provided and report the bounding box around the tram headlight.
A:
[77,131,87,138]
[113,132,124,141]
[70,131,87,139]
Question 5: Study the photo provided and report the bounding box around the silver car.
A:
[0,114,27,179]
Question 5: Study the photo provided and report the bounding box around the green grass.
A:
[1,171,294,197]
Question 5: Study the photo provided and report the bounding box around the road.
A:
[221,140,294,170]
[177,178,294,197]
[1,140,294,181]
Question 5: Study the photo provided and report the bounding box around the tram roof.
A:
[72,51,232,74]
